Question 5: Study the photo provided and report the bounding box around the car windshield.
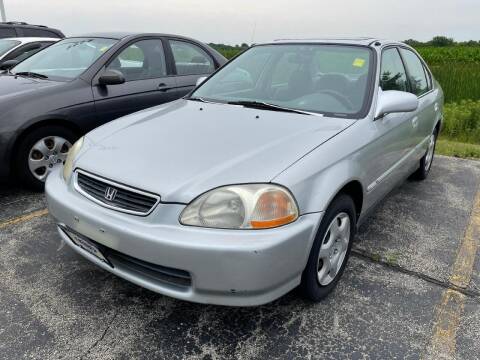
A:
[0,40,20,56]
[12,37,117,81]
[191,44,373,117]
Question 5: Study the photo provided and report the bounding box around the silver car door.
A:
[398,47,437,159]
[361,47,417,211]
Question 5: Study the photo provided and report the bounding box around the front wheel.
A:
[15,126,76,191]
[412,128,438,180]
[300,194,356,302]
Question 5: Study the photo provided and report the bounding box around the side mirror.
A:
[375,89,419,120]
[0,59,19,70]
[196,76,207,87]
[98,69,125,86]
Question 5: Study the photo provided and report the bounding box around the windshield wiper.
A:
[227,100,314,115]
[188,96,208,103]
[14,71,48,79]
[187,96,223,104]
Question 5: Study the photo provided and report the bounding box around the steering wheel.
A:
[316,90,355,111]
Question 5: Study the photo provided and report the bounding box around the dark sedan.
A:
[0,32,226,189]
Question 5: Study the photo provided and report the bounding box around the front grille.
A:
[75,170,160,216]
[105,248,192,289]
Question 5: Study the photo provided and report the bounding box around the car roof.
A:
[71,32,207,42]
[1,37,59,43]
[267,37,402,47]
[0,22,64,37]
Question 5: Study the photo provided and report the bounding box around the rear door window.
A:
[399,48,429,96]
[169,40,215,75]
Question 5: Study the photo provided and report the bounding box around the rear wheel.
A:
[15,126,76,191]
[412,128,438,180]
[300,194,356,302]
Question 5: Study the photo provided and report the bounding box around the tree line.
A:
[210,36,480,52]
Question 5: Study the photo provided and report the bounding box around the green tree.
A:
[429,36,455,47]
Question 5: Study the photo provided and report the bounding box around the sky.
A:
[3,0,480,44]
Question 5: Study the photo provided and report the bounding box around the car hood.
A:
[0,74,62,100]
[78,99,354,203]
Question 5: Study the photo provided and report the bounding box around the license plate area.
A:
[61,227,112,267]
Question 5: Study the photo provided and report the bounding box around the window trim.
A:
[423,63,433,91]
[167,38,216,76]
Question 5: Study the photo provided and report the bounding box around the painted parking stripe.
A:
[0,208,49,230]
[424,188,480,359]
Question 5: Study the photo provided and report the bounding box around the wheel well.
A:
[10,119,81,170]
[337,181,363,219]
[435,119,442,134]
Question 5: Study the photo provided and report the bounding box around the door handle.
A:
[158,83,172,92]
[412,116,418,128]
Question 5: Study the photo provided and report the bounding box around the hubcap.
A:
[28,136,72,182]
[424,133,436,172]
[317,212,351,286]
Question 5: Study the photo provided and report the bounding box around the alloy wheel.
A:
[317,212,351,286]
[28,136,72,182]
[424,133,436,172]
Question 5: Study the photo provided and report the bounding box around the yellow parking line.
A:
[451,190,480,288]
[0,208,49,230]
[424,189,480,359]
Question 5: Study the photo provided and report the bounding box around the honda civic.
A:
[46,38,443,306]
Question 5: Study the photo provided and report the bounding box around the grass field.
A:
[416,46,480,103]
[212,43,480,159]
[436,139,480,159]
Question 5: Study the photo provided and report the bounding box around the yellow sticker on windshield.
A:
[353,58,366,67]
[100,46,109,53]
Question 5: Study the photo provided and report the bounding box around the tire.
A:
[412,128,438,181]
[15,126,77,191]
[300,194,356,302]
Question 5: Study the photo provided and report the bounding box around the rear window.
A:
[399,48,429,96]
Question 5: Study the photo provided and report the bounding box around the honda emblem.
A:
[104,187,117,201]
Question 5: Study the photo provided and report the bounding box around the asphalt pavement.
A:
[1,155,479,359]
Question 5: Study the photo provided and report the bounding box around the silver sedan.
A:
[46,37,443,306]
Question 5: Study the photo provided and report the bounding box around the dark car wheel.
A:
[300,194,356,302]
[15,126,76,191]
[412,128,438,181]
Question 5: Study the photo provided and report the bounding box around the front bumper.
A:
[0,130,15,180]
[45,167,322,306]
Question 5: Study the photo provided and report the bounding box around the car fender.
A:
[273,149,366,216]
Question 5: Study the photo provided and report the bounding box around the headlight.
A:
[63,136,84,182]
[180,184,299,229]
